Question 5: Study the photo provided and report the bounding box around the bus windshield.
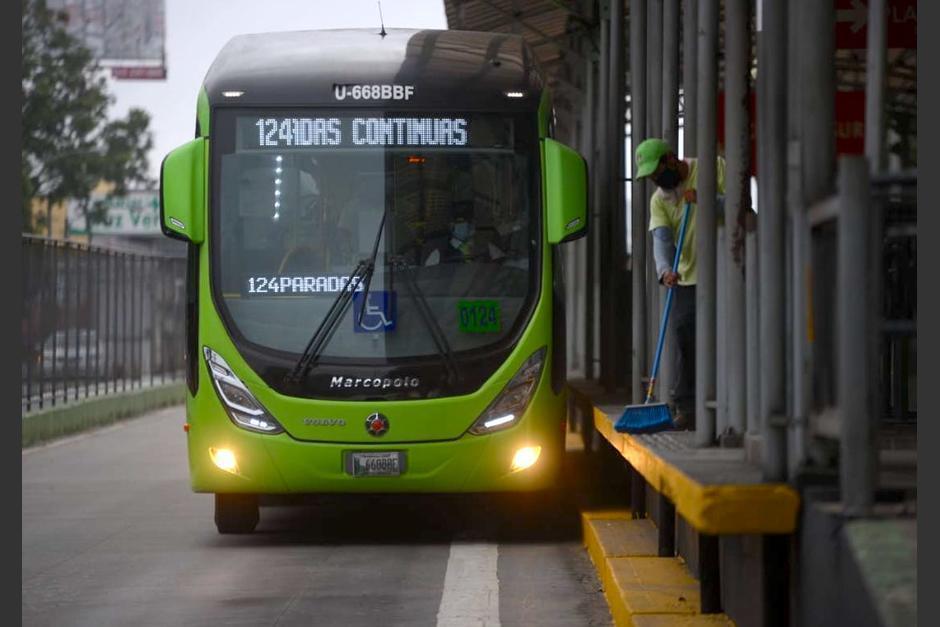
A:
[213,110,540,363]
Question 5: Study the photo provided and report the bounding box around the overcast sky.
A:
[106,0,448,180]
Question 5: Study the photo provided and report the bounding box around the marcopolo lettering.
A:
[329,375,420,390]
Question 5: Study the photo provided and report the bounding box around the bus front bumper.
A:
[186,417,564,494]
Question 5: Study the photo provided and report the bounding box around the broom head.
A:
[614,402,674,434]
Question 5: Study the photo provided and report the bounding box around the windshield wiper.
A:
[391,257,461,386]
[356,211,387,328]
[285,259,366,384]
[286,210,388,384]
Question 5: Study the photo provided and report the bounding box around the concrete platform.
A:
[582,511,735,626]
[570,382,799,535]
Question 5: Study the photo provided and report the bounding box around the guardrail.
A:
[805,165,917,516]
[21,236,187,414]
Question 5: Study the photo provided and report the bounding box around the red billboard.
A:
[835,0,916,49]
[717,90,867,178]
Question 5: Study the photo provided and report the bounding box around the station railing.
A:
[21,235,187,414]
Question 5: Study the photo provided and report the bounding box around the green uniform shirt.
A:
[647,157,726,286]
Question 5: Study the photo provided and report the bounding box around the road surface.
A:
[23,405,614,626]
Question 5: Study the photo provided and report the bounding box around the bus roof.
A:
[203,28,546,112]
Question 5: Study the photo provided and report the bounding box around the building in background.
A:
[46,0,167,80]
[30,183,184,256]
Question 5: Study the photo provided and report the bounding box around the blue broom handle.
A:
[646,201,692,403]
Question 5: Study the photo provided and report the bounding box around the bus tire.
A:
[214,494,259,534]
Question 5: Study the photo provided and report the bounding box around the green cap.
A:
[634,138,671,179]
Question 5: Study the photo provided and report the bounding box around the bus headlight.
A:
[510,446,541,472]
[469,347,546,435]
[204,347,284,434]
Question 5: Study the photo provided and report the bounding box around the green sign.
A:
[457,300,501,334]
[67,191,162,236]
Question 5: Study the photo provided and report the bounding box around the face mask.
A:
[653,166,681,190]
[453,221,474,241]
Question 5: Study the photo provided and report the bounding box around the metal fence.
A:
[22,235,187,414]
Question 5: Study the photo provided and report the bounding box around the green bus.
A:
[160,28,587,533]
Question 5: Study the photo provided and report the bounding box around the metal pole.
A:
[794,0,835,475]
[838,157,874,516]
[149,258,155,387]
[801,0,836,203]
[745,225,759,436]
[94,248,101,395]
[784,0,801,461]
[609,0,627,388]
[724,0,750,439]
[758,0,787,480]
[137,255,144,387]
[864,0,887,489]
[662,0,679,150]
[659,0,679,401]
[64,244,71,403]
[647,0,663,138]
[585,57,597,380]
[694,0,718,448]
[630,0,648,403]
[865,0,886,173]
[84,248,91,400]
[590,56,603,382]
[24,243,33,413]
[716,223,727,435]
[646,0,664,368]
[38,243,47,409]
[596,13,611,388]
[682,0,698,157]
[51,243,59,406]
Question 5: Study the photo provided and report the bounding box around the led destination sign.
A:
[235,112,516,151]
[242,116,469,149]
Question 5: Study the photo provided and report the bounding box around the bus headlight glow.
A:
[483,414,515,430]
[204,347,284,434]
[209,447,239,473]
[469,347,545,435]
[510,446,541,472]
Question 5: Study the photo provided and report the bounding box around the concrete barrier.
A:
[22,382,186,448]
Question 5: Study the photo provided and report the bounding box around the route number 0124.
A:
[457,300,500,334]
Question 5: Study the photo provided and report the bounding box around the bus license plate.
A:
[349,452,403,477]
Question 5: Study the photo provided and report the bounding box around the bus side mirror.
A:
[543,138,588,244]
[160,138,206,244]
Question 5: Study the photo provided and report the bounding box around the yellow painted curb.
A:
[608,556,700,615]
[582,512,736,627]
[632,615,736,626]
[591,406,799,535]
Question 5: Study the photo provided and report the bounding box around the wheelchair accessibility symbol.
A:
[352,290,397,333]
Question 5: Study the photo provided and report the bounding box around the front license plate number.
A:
[349,452,403,477]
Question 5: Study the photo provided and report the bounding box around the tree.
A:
[72,108,155,242]
[21,0,154,237]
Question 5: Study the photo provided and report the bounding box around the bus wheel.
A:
[214,494,259,534]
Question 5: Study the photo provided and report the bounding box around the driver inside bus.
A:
[423,211,507,265]
[423,156,507,266]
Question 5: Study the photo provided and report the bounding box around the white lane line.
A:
[436,542,501,627]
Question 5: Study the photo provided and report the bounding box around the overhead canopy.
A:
[442,0,595,142]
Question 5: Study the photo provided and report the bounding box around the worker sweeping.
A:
[630,138,725,431]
